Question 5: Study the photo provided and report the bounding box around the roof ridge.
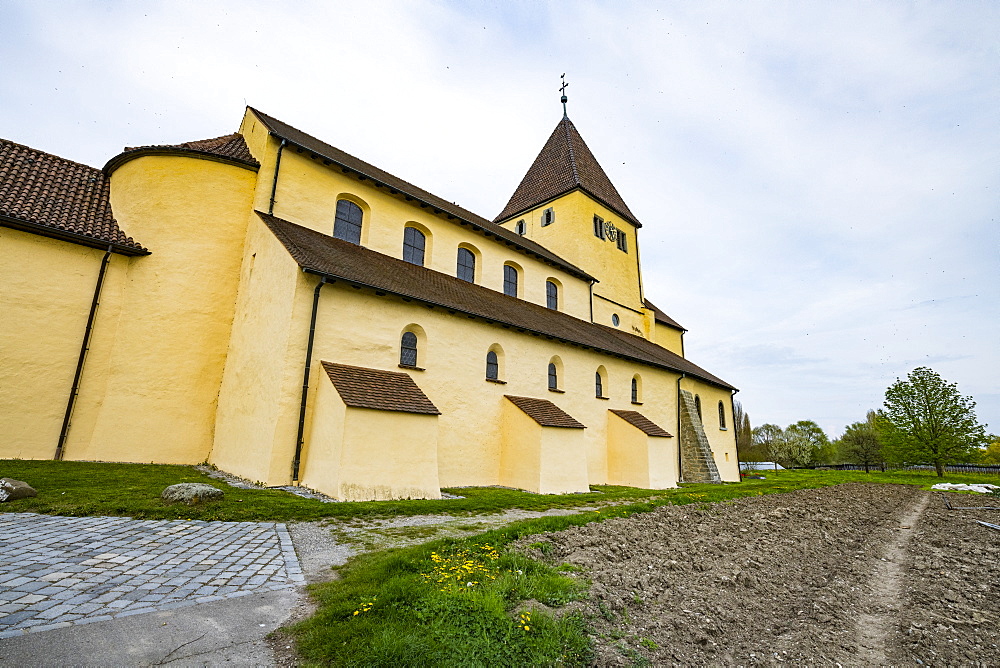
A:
[563,118,580,184]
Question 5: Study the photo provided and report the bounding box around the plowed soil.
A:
[519,483,1000,666]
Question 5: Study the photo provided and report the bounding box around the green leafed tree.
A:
[976,436,1000,465]
[877,366,987,477]
[839,410,885,473]
[749,423,784,464]
[778,420,831,467]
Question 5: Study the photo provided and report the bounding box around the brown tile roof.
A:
[320,361,441,415]
[104,133,259,174]
[0,138,147,254]
[247,108,593,282]
[644,299,686,332]
[609,409,673,437]
[505,395,586,429]
[261,212,735,390]
[494,117,641,228]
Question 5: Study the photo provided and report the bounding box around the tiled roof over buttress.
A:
[0,138,146,253]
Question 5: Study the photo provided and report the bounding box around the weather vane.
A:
[560,73,569,118]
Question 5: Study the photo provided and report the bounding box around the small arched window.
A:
[486,351,499,380]
[400,331,418,367]
[694,395,702,421]
[457,248,476,282]
[631,377,639,403]
[547,363,558,390]
[546,280,558,310]
[333,199,363,244]
[402,227,426,266]
[503,264,519,298]
[595,371,604,398]
[718,401,727,429]
[515,220,526,235]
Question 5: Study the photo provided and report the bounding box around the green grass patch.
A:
[0,460,995,523]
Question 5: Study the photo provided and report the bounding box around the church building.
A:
[0,102,739,500]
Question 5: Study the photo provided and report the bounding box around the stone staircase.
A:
[678,390,722,483]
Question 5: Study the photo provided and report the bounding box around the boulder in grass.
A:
[162,483,224,505]
[0,478,38,502]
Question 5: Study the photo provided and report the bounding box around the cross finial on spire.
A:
[559,73,569,119]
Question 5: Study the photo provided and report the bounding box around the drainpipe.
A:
[268,138,287,216]
[292,274,327,482]
[675,373,687,481]
[55,245,113,460]
[731,389,741,480]
[588,280,595,322]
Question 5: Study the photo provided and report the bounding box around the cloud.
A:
[2,0,997,438]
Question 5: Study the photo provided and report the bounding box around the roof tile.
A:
[248,108,592,281]
[495,118,640,227]
[261,212,735,390]
[0,138,146,252]
[609,409,673,437]
[321,361,441,415]
[505,395,586,428]
[107,134,259,173]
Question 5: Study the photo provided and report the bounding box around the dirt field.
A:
[520,483,1000,666]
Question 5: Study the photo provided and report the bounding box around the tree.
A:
[733,401,753,459]
[750,423,784,465]
[977,436,1000,465]
[878,366,987,477]
[839,410,884,473]
[777,420,830,467]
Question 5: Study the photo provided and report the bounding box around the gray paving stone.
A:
[0,513,301,633]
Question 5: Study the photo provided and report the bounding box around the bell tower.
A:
[495,83,647,333]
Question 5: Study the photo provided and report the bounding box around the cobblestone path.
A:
[0,513,303,638]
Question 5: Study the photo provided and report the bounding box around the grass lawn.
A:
[0,459,996,522]
[2,460,997,665]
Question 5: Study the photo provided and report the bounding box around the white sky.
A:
[3,0,997,438]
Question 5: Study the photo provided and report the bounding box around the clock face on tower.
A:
[604,221,618,241]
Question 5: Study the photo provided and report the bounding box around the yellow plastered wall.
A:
[0,229,126,459]
[681,379,740,482]
[287,277,687,491]
[652,321,685,356]
[256,145,592,320]
[299,374,346,494]
[606,412,678,489]
[499,400,589,494]
[211,215,311,484]
[75,155,257,464]
[499,190,643,313]
[337,408,441,501]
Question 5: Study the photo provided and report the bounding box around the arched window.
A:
[595,371,604,398]
[402,227,426,266]
[400,331,418,367]
[718,401,727,429]
[694,395,702,421]
[333,199,363,244]
[548,363,558,390]
[503,264,519,298]
[486,351,499,380]
[457,247,476,282]
[546,280,558,310]
[631,377,639,403]
[515,220,526,235]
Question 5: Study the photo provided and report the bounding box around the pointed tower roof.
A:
[495,117,641,227]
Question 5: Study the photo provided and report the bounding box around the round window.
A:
[612,314,620,327]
